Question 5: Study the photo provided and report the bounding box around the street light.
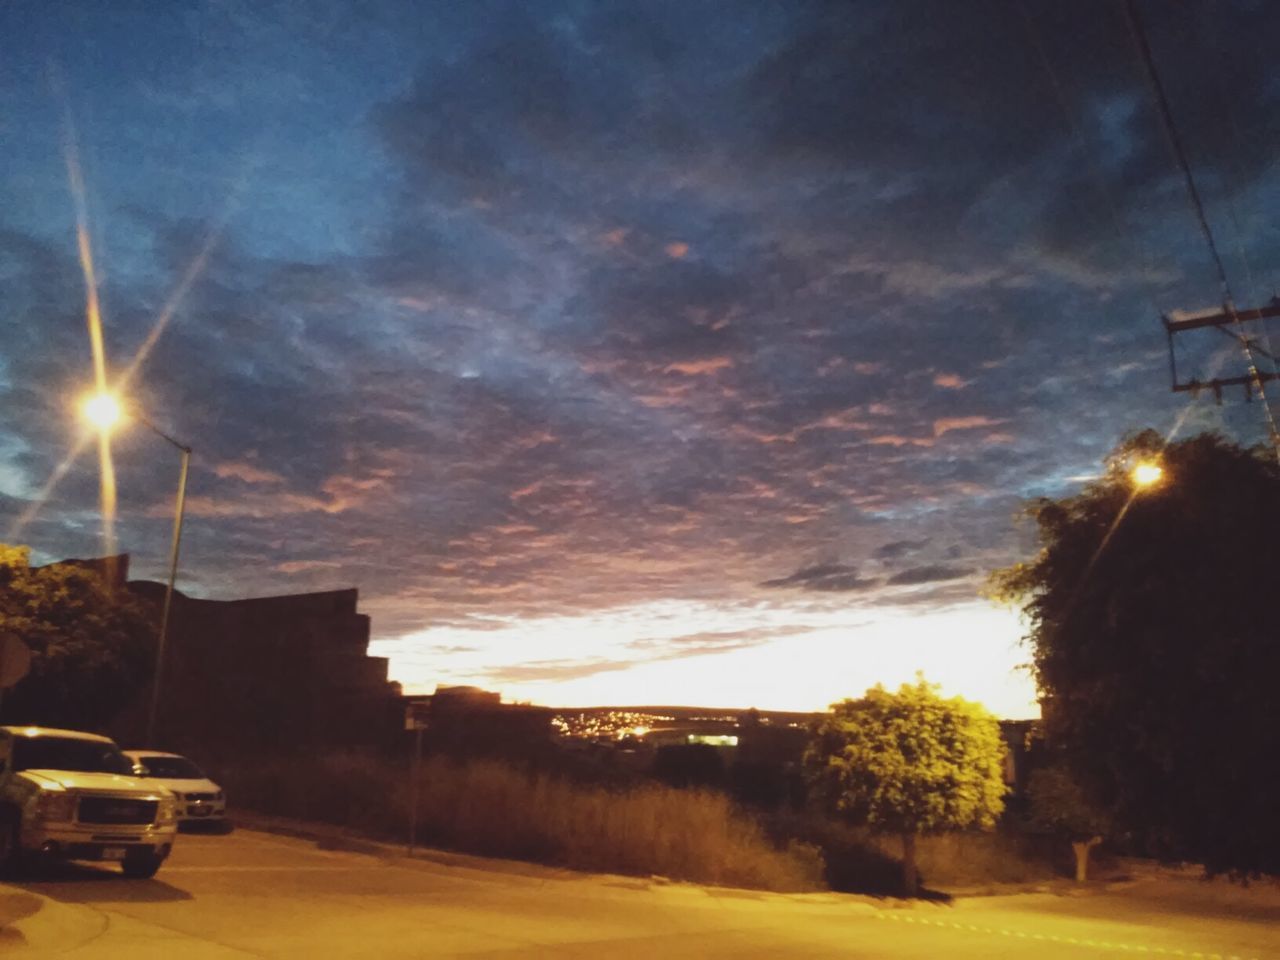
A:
[81,393,122,431]
[1131,461,1164,489]
[81,390,191,745]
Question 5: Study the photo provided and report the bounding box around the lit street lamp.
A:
[1130,461,1164,489]
[82,391,191,745]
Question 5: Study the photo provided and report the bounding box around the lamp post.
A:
[82,392,191,745]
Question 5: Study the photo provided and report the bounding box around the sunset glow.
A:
[373,599,1039,718]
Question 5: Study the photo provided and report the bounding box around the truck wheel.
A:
[120,850,164,879]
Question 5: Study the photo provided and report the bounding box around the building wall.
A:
[116,576,403,758]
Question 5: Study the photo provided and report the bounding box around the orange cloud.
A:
[932,372,969,389]
[664,356,733,376]
[275,559,341,574]
[515,429,558,450]
[665,241,690,259]
[168,468,393,519]
[933,416,1005,437]
[493,523,539,536]
[869,435,935,448]
[601,227,630,247]
[730,424,798,445]
[815,409,870,431]
[853,361,882,375]
[214,461,285,485]
[511,481,546,500]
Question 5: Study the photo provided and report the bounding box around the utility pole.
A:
[1163,297,1280,459]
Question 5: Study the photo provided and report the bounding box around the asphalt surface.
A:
[2,829,1277,958]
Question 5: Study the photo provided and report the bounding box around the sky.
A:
[3,1,1279,718]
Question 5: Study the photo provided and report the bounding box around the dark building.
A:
[34,554,407,758]
[408,685,553,759]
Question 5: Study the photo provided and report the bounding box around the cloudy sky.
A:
[3,1,1278,716]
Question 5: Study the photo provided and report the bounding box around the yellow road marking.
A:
[870,910,1258,960]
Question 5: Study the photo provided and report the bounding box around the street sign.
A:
[0,635,31,689]
[403,700,430,731]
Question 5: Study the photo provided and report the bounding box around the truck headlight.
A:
[34,791,77,822]
[157,797,177,823]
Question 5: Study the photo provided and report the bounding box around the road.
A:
[2,829,1277,958]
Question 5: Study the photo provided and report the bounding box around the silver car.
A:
[125,751,227,827]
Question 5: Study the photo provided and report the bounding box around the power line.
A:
[1122,0,1280,458]
[1122,0,1230,298]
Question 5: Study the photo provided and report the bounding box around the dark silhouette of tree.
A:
[1027,762,1111,883]
[651,744,724,789]
[0,544,156,730]
[990,430,1280,878]
[803,677,1006,897]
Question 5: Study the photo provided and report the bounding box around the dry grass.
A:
[890,830,1057,887]
[221,752,824,892]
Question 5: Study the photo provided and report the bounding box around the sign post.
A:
[404,701,429,857]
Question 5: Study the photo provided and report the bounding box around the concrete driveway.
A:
[2,829,1276,958]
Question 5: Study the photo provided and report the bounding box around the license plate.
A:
[101,847,127,860]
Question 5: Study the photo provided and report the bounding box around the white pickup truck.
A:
[0,726,178,878]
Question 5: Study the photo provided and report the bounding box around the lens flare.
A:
[4,432,94,543]
[62,105,117,561]
[13,73,244,541]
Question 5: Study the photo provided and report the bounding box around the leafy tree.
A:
[990,430,1280,878]
[803,677,1006,896]
[0,544,157,730]
[1026,762,1111,883]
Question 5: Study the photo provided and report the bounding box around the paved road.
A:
[2,829,1277,958]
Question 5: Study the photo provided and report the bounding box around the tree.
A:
[803,677,1007,896]
[0,544,157,730]
[1027,762,1111,883]
[990,430,1280,878]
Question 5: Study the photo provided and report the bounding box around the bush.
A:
[220,752,823,892]
[771,811,1060,895]
[771,813,907,894]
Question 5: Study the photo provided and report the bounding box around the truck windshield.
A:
[135,756,204,779]
[11,737,133,774]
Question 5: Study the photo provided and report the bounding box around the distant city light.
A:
[687,734,738,747]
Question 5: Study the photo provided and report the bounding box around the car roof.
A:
[0,725,116,745]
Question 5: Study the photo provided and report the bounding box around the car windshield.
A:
[136,756,204,779]
[12,736,133,775]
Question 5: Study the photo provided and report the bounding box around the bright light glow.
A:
[1131,462,1163,488]
[374,599,1040,719]
[688,734,739,747]
[629,726,650,738]
[62,93,118,561]
[82,392,123,431]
